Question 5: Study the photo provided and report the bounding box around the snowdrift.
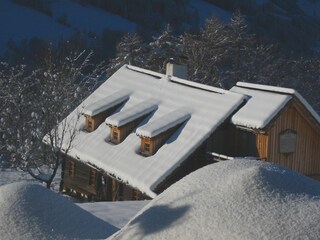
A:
[0,182,117,240]
[111,159,320,239]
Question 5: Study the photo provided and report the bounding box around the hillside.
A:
[0,0,136,59]
[1,0,319,61]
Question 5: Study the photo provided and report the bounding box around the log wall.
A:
[62,157,148,201]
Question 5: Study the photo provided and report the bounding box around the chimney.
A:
[166,59,188,79]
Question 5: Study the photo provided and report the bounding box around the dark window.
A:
[87,120,93,131]
[113,131,118,140]
[89,170,96,186]
[68,160,75,177]
[144,143,150,152]
[133,190,141,200]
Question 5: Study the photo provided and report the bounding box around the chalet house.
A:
[58,64,320,201]
[209,82,320,179]
[59,64,246,201]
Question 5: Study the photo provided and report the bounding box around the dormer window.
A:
[82,89,131,132]
[105,99,158,144]
[136,109,191,156]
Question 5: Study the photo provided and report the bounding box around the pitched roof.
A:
[62,65,245,197]
[230,82,320,130]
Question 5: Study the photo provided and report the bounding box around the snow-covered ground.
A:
[0,168,149,239]
[111,159,320,239]
[77,201,149,229]
[0,182,117,239]
[1,159,320,239]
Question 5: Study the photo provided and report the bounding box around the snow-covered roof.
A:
[110,159,320,240]
[105,99,158,127]
[63,65,245,197]
[136,109,191,138]
[83,89,131,116]
[230,82,320,129]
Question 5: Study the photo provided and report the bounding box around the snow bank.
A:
[77,201,150,229]
[0,182,117,240]
[110,159,320,239]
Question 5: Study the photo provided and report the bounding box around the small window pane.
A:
[89,170,96,186]
[145,143,150,152]
[113,131,118,140]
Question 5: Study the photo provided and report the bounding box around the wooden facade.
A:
[262,100,320,177]
[209,99,320,178]
[61,157,148,201]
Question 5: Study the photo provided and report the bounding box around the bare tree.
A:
[107,32,146,76]
[0,50,105,188]
[182,16,230,85]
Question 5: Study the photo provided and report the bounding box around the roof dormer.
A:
[82,89,131,132]
[105,99,159,144]
[136,109,191,156]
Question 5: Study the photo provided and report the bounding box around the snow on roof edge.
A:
[170,76,228,94]
[231,96,292,130]
[136,109,192,138]
[105,99,159,127]
[236,82,320,126]
[236,82,296,94]
[83,89,131,116]
[293,91,320,125]
[126,65,164,79]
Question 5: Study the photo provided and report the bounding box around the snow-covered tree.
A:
[145,25,182,73]
[182,16,230,85]
[0,50,105,188]
[108,26,182,75]
[107,33,146,76]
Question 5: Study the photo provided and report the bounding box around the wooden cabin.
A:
[208,82,320,179]
[58,64,246,201]
[58,65,320,202]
